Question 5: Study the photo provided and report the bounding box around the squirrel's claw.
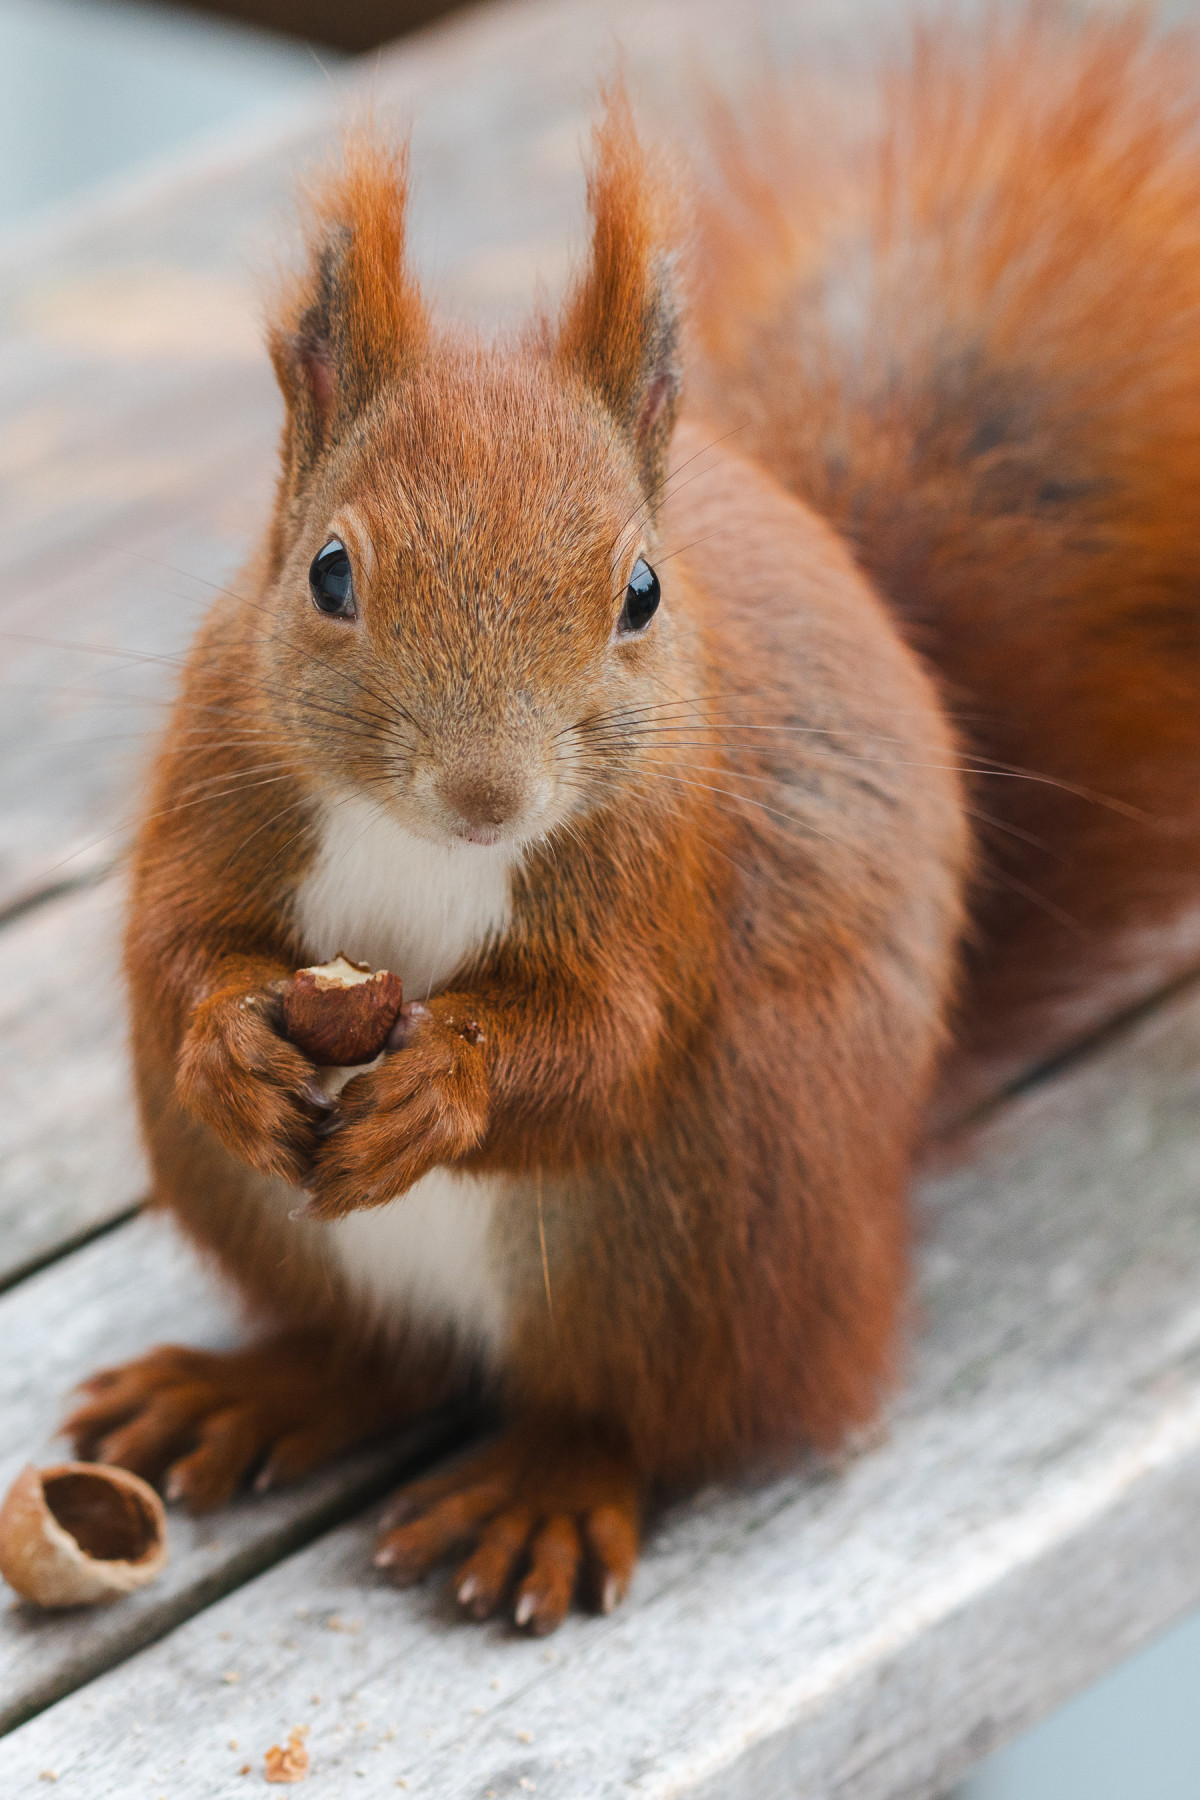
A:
[374,1424,640,1635]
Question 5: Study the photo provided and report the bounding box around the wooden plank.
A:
[0,878,143,1287]
[0,435,276,917]
[4,971,1200,1795]
[0,0,874,915]
[0,1210,470,1735]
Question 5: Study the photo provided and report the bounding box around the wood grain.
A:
[0,879,143,1289]
[0,1211,470,1735]
[4,972,1200,1794]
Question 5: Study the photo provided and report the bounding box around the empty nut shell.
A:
[282,954,404,1066]
[0,1461,167,1607]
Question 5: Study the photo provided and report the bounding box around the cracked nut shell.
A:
[281,953,404,1066]
[0,1462,167,1607]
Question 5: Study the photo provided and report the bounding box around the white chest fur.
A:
[291,796,517,1362]
[292,793,515,998]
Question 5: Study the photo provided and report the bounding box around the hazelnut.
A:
[0,1462,167,1607]
[281,954,404,1066]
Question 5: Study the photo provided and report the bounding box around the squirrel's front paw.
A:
[302,999,490,1218]
[176,987,330,1183]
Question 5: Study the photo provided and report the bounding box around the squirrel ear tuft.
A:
[556,87,683,502]
[269,135,428,481]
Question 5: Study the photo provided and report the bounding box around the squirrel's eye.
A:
[619,558,660,635]
[309,539,357,619]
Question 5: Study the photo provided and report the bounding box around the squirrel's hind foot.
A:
[374,1422,640,1636]
[62,1335,409,1513]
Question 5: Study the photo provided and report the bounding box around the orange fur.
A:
[689,4,1200,1118]
[73,6,1200,1631]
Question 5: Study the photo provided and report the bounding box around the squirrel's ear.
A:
[268,136,428,482]
[556,89,683,501]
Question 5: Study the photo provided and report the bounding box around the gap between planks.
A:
[0,878,142,1290]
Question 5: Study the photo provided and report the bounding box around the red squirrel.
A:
[66,5,1200,1634]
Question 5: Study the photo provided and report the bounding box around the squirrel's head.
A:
[260,97,686,853]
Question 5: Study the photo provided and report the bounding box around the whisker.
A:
[126,552,422,736]
[987,869,1084,932]
[217,795,318,890]
[651,531,721,571]
[634,767,855,849]
[575,712,1158,822]
[607,427,741,562]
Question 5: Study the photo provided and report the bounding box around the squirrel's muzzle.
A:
[437,762,530,842]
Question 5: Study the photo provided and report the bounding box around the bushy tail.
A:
[691,3,1200,1118]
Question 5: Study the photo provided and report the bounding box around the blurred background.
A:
[1,1,1197,1794]
[0,0,328,233]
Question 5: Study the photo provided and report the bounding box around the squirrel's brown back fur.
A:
[691,3,1200,1119]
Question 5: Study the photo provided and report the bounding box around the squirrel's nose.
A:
[438,765,526,832]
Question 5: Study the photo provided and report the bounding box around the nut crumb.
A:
[240,1764,251,1776]
[489,1678,500,1690]
[221,1670,240,1684]
[519,1782,536,1794]
[517,1730,534,1744]
[219,1630,232,1641]
[229,1738,239,1750]
[264,1726,310,1784]
[38,1773,56,1784]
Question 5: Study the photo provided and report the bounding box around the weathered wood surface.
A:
[0,879,143,1288]
[5,975,1200,1796]
[0,1209,470,1735]
[0,436,276,920]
